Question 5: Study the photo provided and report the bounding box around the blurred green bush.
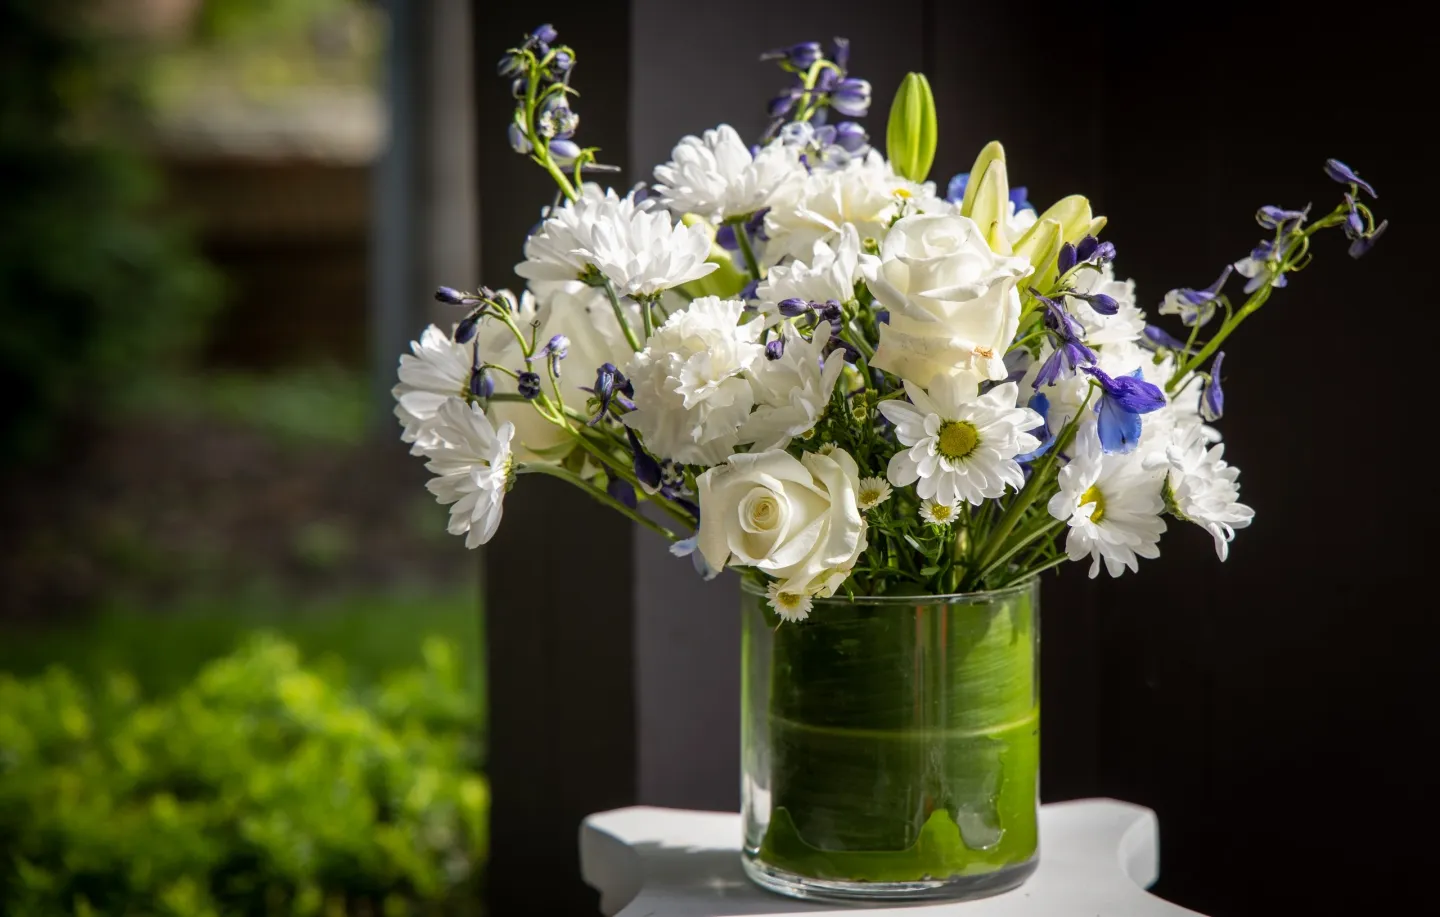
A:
[0,635,487,916]
[0,0,220,461]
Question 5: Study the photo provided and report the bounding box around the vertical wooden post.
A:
[474,5,637,915]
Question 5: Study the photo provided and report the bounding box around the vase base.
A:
[740,852,1038,904]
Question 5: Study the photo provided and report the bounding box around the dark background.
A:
[476,2,1432,915]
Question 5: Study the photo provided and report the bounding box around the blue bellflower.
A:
[1140,323,1193,353]
[1256,205,1309,232]
[626,428,663,494]
[1084,367,1166,454]
[830,78,872,117]
[1161,265,1232,327]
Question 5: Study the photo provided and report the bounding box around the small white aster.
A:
[878,376,1044,506]
[919,498,957,526]
[1048,426,1166,578]
[766,581,814,623]
[817,442,839,456]
[416,398,515,549]
[652,125,802,223]
[857,477,892,511]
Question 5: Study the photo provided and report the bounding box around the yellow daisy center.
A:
[929,503,954,523]
[859,487,883,506]
[894,187,912,199]
[775,591,804,610]
[1080,484,1107,524]
[937,421,980,460]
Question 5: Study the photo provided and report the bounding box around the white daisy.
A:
[652,125,802,222]
[1153,425,1254,561]
[877,376,1043,506]
[753,224,865,324]
[737,322,846,451]
[919,498,957,526]
[417,398,515,549]
[857,477,892,510]
[1048,426,1166,578]
[766,581,814,623]
[621,296,764,464]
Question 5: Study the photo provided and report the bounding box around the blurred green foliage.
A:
[0,635,486,916]
[0,0,221,462]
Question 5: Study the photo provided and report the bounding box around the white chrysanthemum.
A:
[738,323,846,450]
[764,150,910,264]
[857,477,892,510]
[417,398,515,548]
[1048,426,1166,577]
[513,185,652,285]
[919,498,957,526]
[766,581,814,623]
[878,376,1043,506]
[653,125,802,222]
[1153,424,1254,561]
[571,207,718,299]
[1065,263,1146,346]
[621,296,764,464]
[753,224,865,324]
[392,291,570,461]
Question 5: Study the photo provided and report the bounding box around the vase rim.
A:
[738,575,1037,605]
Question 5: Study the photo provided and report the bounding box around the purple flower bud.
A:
[874,310,889,326]
[627,429,663,494]
[830,78,872,117]
[548,139,581,165]
[1348,219,1387,259]
[740,279,759,301]
[1075,235,1099,262]
[607,476,638,509]
[1094,241,1116,262]
[545,334,569,359]
[1324,158,1376,198]
[813,124,837,147]
[551,50,572,74]
[510,78,527,99]
[815,70,839,94]
[831,37,850,71]
[454,316,479,344]
[746,208,770,241]
[1087,292,1120,315]
[518,371,542,400]
[531,24,558,45]
[834,121,868,153]
[1057,242,1078,274]
[765,338,785,361]
[1257,205,1308,230]
[767,92,799,119]
[1201,352,1224,422]
[778,298,809,317]
[435,286,469,305]
[469,367,494,399]
[945,172,970,204]
[507,122,533,154]
[1344,207,1365,240]
[1142,324,1190,352]
[715,224,738,251]
[786,41,823,70]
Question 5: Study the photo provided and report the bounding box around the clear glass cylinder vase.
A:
[740,578,1040,903]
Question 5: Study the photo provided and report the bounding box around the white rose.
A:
[868,213,1032,386]
[697,448,867,597]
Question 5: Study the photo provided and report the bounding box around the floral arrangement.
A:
[393,24,1385,619]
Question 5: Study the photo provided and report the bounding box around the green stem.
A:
[998,554,1068,587]
[518,462,677,541]
[602,280,643,352]
[569,428,697,529]
[732,217,763,281]
[969,386,1096,584]
[975,516,1064,587]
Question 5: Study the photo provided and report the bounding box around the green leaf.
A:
[885,73,938,183]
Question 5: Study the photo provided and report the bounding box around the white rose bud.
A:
[696,448,868,598]
[867,212,1033,387]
